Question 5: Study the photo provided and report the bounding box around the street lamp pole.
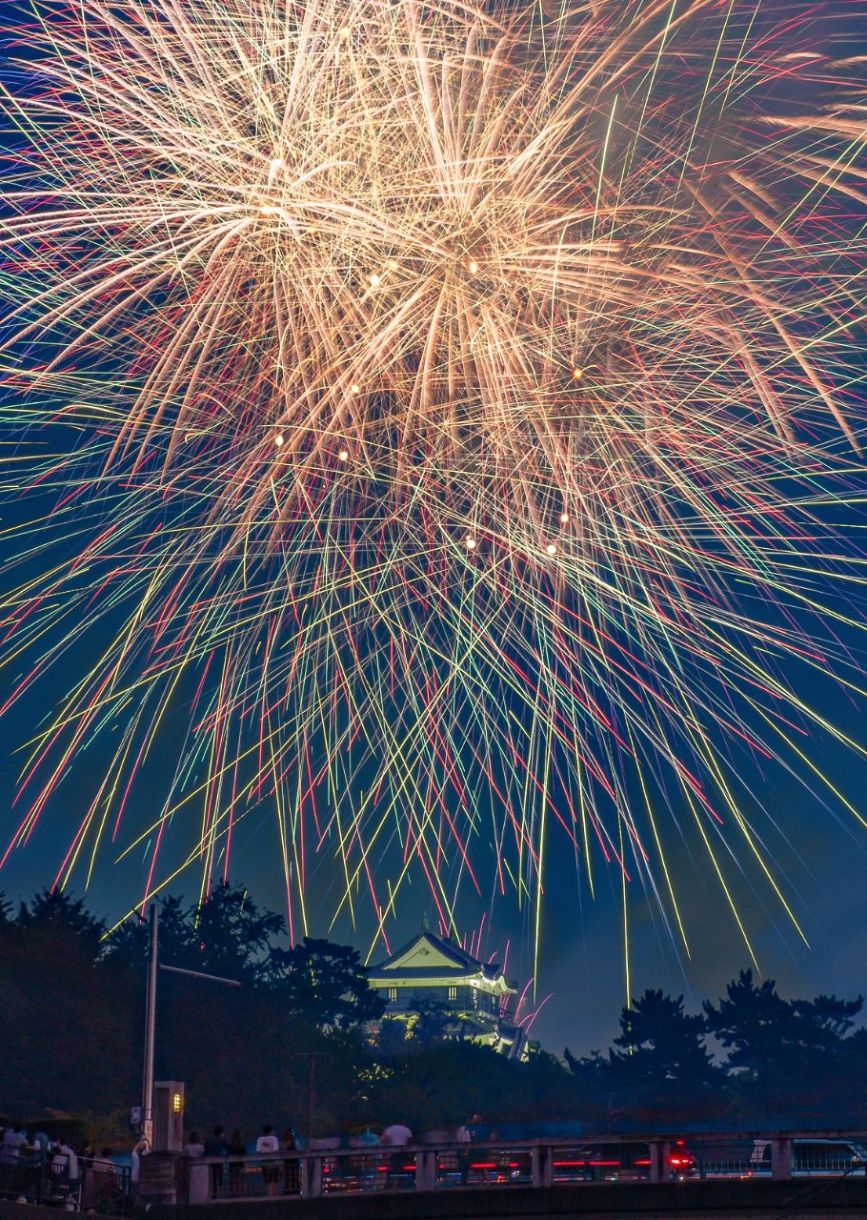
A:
[140,902,241,1148]
[142,902,159,1147]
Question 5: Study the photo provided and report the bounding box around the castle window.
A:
[448,986,457,1002]
[387,987,398,1002]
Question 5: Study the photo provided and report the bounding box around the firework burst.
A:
[1,0,866,969]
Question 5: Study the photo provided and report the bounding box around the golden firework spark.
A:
[0,0,865,972]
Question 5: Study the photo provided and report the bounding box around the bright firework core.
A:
[0,0,865,963]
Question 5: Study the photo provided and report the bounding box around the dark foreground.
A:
[151,1177,867,1218]
[5,1178,867,1219]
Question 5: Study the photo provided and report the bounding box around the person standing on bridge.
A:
[256,1125,280,1197]
[204,1127,227,1158]
[381,1121,413,1187]
[381,1121,413,1147]
[455,1115,481,1186]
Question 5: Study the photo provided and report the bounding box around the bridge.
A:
[129,1127,867,1218]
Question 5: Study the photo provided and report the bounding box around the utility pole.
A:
[288,1051,328,1139]
[142,903,159,1147]
[307,1054,316,1139]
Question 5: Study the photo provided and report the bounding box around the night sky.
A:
[2,0,867,1059]
[2,663,865,1055]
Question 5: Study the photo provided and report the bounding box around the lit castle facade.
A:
[367,929,528,1059]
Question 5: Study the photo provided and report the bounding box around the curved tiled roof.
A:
[370,930,502,980]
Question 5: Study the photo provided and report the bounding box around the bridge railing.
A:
[0,1156,131,1213]
[182,1129,867,1203]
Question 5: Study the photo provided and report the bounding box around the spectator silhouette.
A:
[256,1125,280,1197]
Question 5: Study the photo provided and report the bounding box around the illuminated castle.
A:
[368,929,528,1059]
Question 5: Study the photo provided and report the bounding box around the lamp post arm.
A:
[159,963,242,986]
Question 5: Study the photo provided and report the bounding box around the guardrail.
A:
[0,1156,131,1213]
[181,1130,867,1203]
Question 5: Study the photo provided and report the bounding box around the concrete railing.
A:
[170,1129,867,1204]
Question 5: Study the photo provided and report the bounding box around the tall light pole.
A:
[140,901,241,1147]
[142,903,159,1147]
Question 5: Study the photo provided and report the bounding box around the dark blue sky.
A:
[1,0,866,1056]
[2,678,866,1055]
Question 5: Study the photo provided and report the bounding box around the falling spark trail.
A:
[0,0,865,968]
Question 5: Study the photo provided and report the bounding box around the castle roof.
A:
[369,930,511,989]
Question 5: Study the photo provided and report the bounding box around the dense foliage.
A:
[1,884,865,1140]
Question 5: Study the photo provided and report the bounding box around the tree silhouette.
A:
[794,994,863,1045]
[270,937,385,1030]
[18,888,106,960]
[0,890,136,1114]
[188,882,285,982]
[106,894,191,968]
[407,997,453,1049]
[704,970,864,1119]
[378,1015,409,1056]
[3,892,867,1132]
[605,989,721,1115]
[703,971,794,1077]
[106,882,285,982]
